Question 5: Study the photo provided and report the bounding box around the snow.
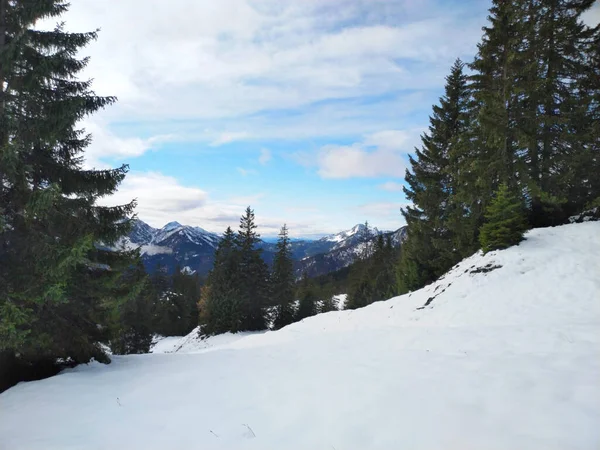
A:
[1,222,599,450]
[180,265,195,275]
[149,336,184,354]
[333,293,347,310]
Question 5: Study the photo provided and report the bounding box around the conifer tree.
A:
[235,207,269,331]
[479,184,528,253]
[296,272,317,321]
[399,59,471,292]
[200,227,242,335]
[528,0,600,224]
[271,225,296,330]
[0,0,137,384]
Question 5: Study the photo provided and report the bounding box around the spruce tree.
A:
[479,184,528,253]
[235,207,269,331]
[200,227,242,335]
[296,272,317,321]
[0,0,137,385]
[271,224,296,330]
[399,59,471,292]
[529,0,600,224]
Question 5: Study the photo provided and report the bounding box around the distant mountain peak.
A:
[163,221,183,231]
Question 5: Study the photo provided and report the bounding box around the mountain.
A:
[293,225,407,278]
[124,219,406,277]
[121,220,221,275]
[5,222,598,449]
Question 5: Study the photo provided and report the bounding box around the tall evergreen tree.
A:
[235,207,269,331]
[529,0,600,224]
[199,227,242,335]
[271,224,296,330]
[399,59,471,292]
[0,0,137,388]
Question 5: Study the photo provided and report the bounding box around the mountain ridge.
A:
[124,219,406,277]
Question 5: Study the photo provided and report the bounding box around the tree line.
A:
[397,0,599,293]
[198,207,349,335]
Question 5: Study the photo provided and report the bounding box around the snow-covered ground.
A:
[149,335,184,353]
[1,222,599,450]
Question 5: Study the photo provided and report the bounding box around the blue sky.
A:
[55,0,599,237]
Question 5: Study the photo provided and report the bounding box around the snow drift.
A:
[1,222,599,450]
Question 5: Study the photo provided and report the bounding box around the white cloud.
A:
[210,132,251,146]
[316,129,418,179]
[357,202,411,219]
[47,0,486,123]
[83,120,172,169]
[258,148,272,165]
[379,181,405,192]
[98,173,208,223]
[237,167,258,176]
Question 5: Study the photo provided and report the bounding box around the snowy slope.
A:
[1,222,599,450]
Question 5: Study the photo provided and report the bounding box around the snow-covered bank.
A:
[1,222,599,450]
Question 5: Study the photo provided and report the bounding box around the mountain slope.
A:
[2,222,599,449]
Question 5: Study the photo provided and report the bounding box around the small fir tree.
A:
[479,184,529,253]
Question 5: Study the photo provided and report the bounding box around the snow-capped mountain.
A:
[125,219,406,277]
[121,220,222,275]
[294,225,407,278]
[319,223,382,247]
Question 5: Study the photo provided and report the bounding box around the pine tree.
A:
[479,184,529,253]
[235,207,269,331]
[468,0,599,226]
[296,272,317,321]
[0,0,137,386]
[529,0,600,224]
[271,225,296,330]
[399,59,471,292]
[200,227,242,335]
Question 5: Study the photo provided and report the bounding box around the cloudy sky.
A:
[53,0,600,237]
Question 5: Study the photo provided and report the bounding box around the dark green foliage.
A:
[0,0,138,388]
[200,208,270,335]
[397,0,598,292]
[296,272,318,321]
[199,227,242,335]
[347,234,399,309]
[319,295,338,314]
[110,260,154,355]
[235,207,269,331]
[152,266,201,337]
[479,184,528,253]
[398,59,471,293]
[271,225,296,330]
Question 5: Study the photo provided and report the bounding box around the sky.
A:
[51,0,600,238]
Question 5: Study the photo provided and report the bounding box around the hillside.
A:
[1,222,599,450]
